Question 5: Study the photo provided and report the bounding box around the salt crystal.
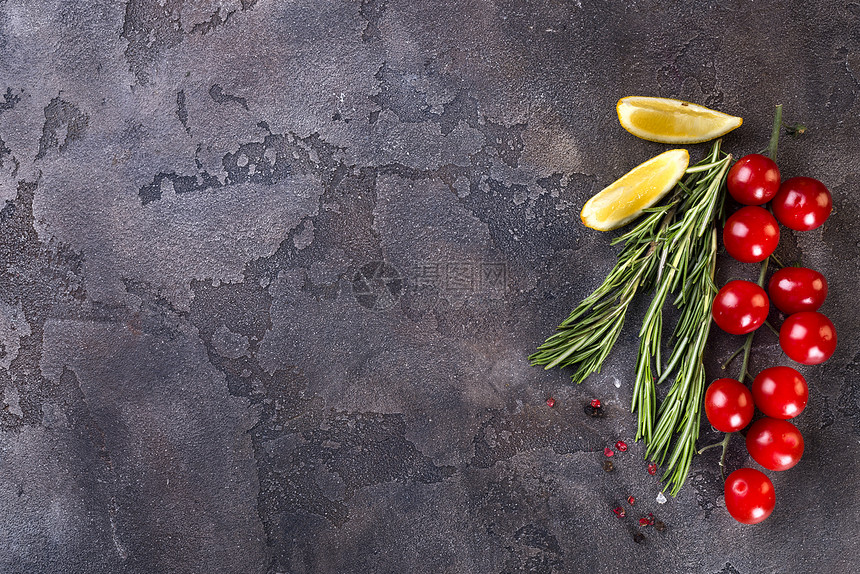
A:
[656,492,667,504]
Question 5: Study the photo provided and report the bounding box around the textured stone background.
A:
[1,1,858,573]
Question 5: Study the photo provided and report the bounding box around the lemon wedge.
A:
[581,149,689,231]
[617,96,743,144]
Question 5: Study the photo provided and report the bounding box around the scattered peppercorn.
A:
[654,520,666,532]
[633,532,646,545]
[602,460,614,472]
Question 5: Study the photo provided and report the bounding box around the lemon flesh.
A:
[581,149,689,231]
[617,96,742,144]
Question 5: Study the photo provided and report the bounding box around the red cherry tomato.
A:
[711,280,769,335]
[751,366,809,419]
[727,154,781,205]
[767,267,828,314]
[724,468,775,525]
[745,417,804,471]
[772,176,832,231]
[704,378,754,432]
[723,206,780,263]
[779,311,837,365]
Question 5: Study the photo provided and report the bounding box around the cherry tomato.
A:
[722,206,780,263]
[704,378,754,432]
[772,176,832,231]
[711,280,769,335]
[779,311,837,365]
[745,417,804,471]
[751,366,809,419]
[724,468,775,525]
[767,267,828,314]
[726,154,781,205]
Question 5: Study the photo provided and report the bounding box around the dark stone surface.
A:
[0,1,858,572]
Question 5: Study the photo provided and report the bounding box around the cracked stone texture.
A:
[1,1,858,573]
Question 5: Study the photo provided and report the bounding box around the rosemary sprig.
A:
[531,140,732,495]
[644,226,719,494]
[633,150,731,495]
[633,143,728,443]
[528,202,674,383]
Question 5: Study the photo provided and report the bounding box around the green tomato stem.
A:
[720,344,746,370]
[764,319,781,337]
[767,104,783,162]
[697,431,733,480]
[737,257,770,385]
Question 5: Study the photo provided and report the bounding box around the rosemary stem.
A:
[686,160,727,173]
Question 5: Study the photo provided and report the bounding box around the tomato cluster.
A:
[707,154,837,525]
[706,365,810,524]
[716,155,837,363]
